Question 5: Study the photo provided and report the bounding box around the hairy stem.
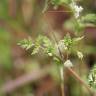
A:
[60,66,65,96]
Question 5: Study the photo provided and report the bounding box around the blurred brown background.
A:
[0,0,96,96]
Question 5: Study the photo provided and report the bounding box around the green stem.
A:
[60,66,65,96]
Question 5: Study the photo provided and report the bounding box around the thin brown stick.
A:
[67,67,95,96]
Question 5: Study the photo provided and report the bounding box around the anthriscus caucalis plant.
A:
[18,0,96,96]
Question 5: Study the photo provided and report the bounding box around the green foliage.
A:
[18,35,55,56]
[81,14,96,26]
[64,18,84,33]
[35,35,55,56]
[18,37,34,50]
[88,64,96,89]
[64,13,96,33]
[58,34,84,50]
[18,33,84,67]
[63,33,73,48]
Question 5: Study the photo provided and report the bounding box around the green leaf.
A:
[18,37,33,50]
[18,35,55,56]
[31,45,40,55]
[40,36,55,56]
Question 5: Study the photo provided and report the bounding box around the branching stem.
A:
[43,13,95,96]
